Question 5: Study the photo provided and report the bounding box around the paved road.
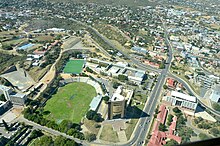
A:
[134,15,174,146]
[69,18,160,73]
[68,17,172,146]
[21,16,220,146]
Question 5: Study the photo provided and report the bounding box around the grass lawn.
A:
[83,118,101,135]
[125,119,138,139]
[34,35,54,42]
[2,38,26,46]
[63,60,84,74]
[100,125,119,143]
[44,82,96,123]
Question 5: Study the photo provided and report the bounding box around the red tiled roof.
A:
[169,116,177,135]
[148,105,182,146]
[167,78,175,87]
[51,40,59,46]
[33,49,46,55]
[167,134,182,144]
[148,131,166,146]
[157,105,167,124]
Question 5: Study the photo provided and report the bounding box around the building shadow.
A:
[125,105,149,119]
[195,104,205,113]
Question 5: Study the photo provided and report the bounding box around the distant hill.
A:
[49,0,157,7]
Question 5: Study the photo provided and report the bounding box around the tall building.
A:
[0,85,12,101]
[0,85,26,105]
[194,70,219,89]
[108,86,133,120]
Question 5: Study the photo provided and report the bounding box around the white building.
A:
[0,85,27,105]
[163,91,198,114]
[88,58,146,84]
[108,86,133,119]
[209,84,220,103]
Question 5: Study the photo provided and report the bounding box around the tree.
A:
[167,114,174,122]
[164,139,178,146]
[159,123,166,132]
[67,128,77,136]
[177,115,186,125]
[163,85,168,89]
[209,128,219,136]
[86,67,94,73]
[86,110,103,122]
[54,136,66,146]
[34,135,53,146]
[59,120,72,133]
[86,110,96,120]
[112,82,121,89]
[29,130,43,139]
[173,107,181,113]
[118,74,128,81]
[167,114,174,126]
[0,94,6,102]
[212,103,220,112]
[102,96,109,104]
[2,44,13,50]
[159,62,165,69]
[198,122,211,129]
[85,133,96,142]
[199,133,210,140]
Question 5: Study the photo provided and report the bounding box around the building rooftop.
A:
[89,95,102,111]
[10,92,26,98]
[0,67,35,92]
[110,86,133,103]
[212,84,220,95]
[0,85,11,91]
[157,104,168,124]
[171,91,196,103]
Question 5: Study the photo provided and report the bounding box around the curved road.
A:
[25,16,220,146]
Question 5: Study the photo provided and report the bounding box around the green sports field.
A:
[44,82,96,123]
[63,60,84,74]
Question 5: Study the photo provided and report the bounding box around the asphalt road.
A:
[20,17,220,146]
[69,17,172,146]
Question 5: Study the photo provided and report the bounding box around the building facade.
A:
[163,91,198,115]
[209,84,220,103]
[108,86,133,120]
[0,85,26,105]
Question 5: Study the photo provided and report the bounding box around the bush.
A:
[159,123,166,132]
[173,107,181,113]
[209,128,220,136]
[199,133,210,140]
[103,96,109,104]
[113,82,121,89]
[212,103,220,112]
[85,133,96,142]
[86,67,94,73]
[167,114,173,126]
[163,85,168,89]
[86,110,103,122]
[118,74,128,81]
[164,139,178,146]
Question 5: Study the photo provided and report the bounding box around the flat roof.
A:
[108,66,120,74]
[0,68,35,91]
[0,85,11,91]
[89,95,102,111]
[171,91,196,103]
